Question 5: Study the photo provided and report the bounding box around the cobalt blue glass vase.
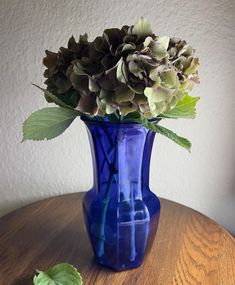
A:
[82,117,161,271]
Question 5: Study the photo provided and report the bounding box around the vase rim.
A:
[81,115,159,128]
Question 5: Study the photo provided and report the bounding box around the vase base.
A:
[95,256,143,271]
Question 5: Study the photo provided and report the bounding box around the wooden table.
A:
[0,193,234,285]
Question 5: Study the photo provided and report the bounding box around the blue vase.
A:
[82,117,161,271]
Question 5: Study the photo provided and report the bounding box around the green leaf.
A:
[22,107,79,141]
[33,263,83,285]
[132,17,152,38]
[106,112,121,122]
[33,84,77,110]
[163,95,200,119]
[134,118,191,151]
[123,111,141,121]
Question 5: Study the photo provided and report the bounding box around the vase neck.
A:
[84,120,155,202]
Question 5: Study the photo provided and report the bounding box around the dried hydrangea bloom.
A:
[42,18,199,118]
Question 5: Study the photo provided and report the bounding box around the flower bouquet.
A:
[23,18,200,270]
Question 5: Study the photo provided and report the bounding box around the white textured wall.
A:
[0,0,235,234]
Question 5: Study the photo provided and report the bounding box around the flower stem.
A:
[97,172,115,257]
[96,129,118,257]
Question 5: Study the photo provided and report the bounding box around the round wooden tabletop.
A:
[0,193,234,285]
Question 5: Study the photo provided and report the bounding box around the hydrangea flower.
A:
[43,18,199,118]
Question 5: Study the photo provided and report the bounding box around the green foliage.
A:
[163,95,200,119]
[22,107,79,141]
[24,18,200,150]
[33,263,83,285]
[133,117,191,151]
[33,84,78,111]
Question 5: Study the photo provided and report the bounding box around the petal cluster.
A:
[43,18,199,118]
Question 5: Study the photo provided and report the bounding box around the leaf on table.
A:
[33,263,83,285]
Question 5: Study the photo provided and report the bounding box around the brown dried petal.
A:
[43,50,58,68]
[77,93,98,115]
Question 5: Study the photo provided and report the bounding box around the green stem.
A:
[97,172,115,257]
[96,130,118,257]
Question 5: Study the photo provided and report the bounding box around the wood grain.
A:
[0,193,234,285]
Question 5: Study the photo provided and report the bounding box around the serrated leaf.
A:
[33,263,83,285]
[133,118,191,151]
[22,107,79,141]
[145,121,191,151]
[163,95,200,119]
[33,84,78,110]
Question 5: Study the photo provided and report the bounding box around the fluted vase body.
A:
[82,117,161,271]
